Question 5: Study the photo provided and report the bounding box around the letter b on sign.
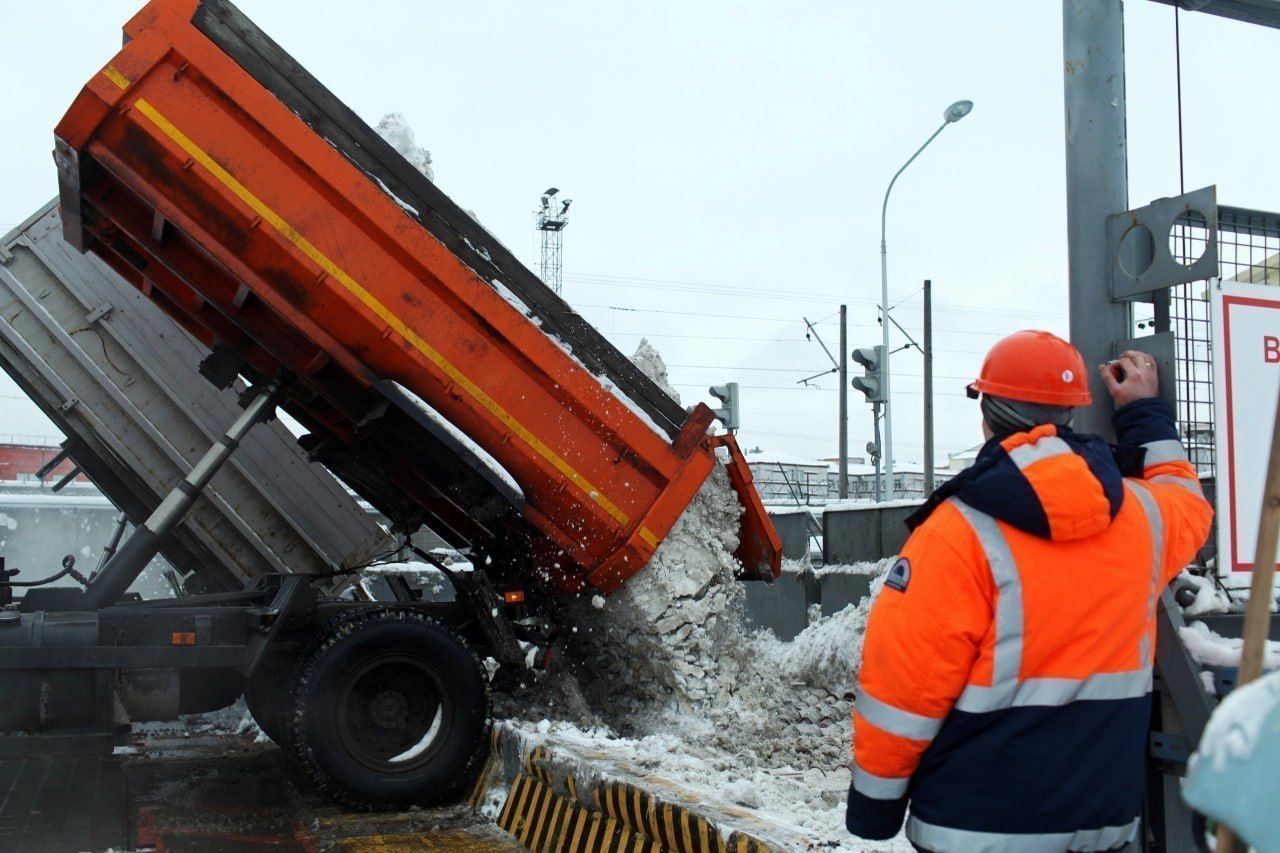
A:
[1267,336,1280,364]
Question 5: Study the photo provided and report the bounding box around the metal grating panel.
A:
[1167,205,1280,478]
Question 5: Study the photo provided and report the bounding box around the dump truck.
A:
[0,0,779,810]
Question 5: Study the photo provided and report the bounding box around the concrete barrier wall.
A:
[743,565,883,640]
[822,501,921,564]
[765,509,813,561]
[743,569,815,640]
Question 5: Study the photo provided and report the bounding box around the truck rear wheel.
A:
[289,607,490,810]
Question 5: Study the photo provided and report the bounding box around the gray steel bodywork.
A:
[0,201,392,592]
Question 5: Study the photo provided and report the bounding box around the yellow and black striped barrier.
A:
[479,728,776,852]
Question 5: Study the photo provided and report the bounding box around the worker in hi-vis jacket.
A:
[846,330,1213,852]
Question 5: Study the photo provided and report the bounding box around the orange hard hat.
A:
[967,330,1092,407]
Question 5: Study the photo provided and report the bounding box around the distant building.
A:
[0,436,85,484]
[747,448,961,505]
[744,450,832,505]
[822,457,880,501]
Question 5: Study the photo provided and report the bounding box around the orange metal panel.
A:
[54,0,780,592]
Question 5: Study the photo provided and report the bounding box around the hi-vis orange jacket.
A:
[846,398,1213,852]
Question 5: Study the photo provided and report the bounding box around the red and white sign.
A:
[1212,281,1280,585]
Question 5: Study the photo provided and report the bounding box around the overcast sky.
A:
[0,1,1277,469]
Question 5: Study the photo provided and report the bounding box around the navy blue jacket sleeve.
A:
[1112,396,1178,446]
[846,782,908,841]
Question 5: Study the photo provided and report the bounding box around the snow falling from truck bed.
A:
[492,341,901,848]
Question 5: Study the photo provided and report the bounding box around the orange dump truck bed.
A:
[54,0,779,594]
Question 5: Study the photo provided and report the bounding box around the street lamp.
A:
[877,99,973,500]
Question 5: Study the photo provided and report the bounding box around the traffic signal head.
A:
[708,382,741,431]
[852,345,886,403]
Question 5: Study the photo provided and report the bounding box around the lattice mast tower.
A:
[535,187,571,295]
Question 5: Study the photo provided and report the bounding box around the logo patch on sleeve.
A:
[885,557,911,592]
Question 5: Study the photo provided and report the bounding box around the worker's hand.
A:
[1099,350,1159,407]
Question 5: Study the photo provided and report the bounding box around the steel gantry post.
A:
[1063,0,1132,439]
[839,305,849,499]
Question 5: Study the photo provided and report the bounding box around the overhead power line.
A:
[577,301,1038,341]
[567,270,1062,320]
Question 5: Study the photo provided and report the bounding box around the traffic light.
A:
[851,345,886,403]
[708,382,740,431]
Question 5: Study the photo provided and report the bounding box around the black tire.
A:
[288,606,490,810]
[244,656,297,747]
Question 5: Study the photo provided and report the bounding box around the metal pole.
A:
[82,381,285,608]
[873,402,883,502]
[93,513,129,576]
[1063,0,1131,439]
[881,122,947,500]
[839,304,849,499]
[923,279,935,497]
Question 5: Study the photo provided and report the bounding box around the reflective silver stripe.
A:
[1007,436,1073,470]
[1150,473,1205,497]
[851,762,909,800]
[1142,438,1189,466]
[954,669,1152,712]
[855,688,945,741]
[951,499,1023,689]
[1128,480,1164,667]
[907,815,1140,852]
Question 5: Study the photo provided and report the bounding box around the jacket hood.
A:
[908,424,1139,541]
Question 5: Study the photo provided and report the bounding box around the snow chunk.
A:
[375,112,433,181]
[1180,620,1280,670]
[0,513,16,531]
[631,337,681,405]
[1178,570,1235,617]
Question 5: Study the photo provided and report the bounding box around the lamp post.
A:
[878,98,972,500]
